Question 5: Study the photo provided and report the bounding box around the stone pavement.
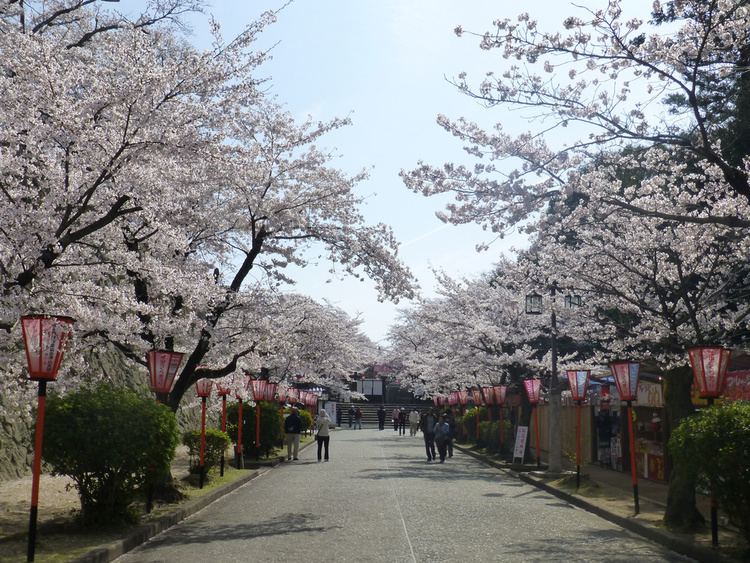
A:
[456,443,747,563]
[107,429,698,563]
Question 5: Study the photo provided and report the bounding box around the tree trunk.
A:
[663,365,704,530]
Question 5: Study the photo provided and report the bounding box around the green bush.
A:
[182,428,230,474]
[298,408,313,434]
[43,383,178,527]
[668,402,750,542]
[227,401,283,458]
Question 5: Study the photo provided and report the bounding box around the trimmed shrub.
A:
[668,402,750,542]
[227,401,283,458]
[182,428,230,474]
[43,383,178,526]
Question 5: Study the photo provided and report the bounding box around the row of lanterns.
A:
[430,346,731,547]
[16,314,735,558]
[18,316,322,561]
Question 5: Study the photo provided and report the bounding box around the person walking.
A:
[354,407,363,430]
[392,407,400,431]
[377,405,386,430]
[434,414,451,463]
[445,410,456,458]
[315,410,335,461]
[398,408,407,436]
[283,407,302,461]
[348,405,355,429]
[408,408,420,436]
[420,409,437,462]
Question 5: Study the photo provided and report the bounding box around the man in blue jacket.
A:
[284,407,302,461]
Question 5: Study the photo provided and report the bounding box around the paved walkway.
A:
[113,429,691,563]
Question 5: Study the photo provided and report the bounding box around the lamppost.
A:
[525,287,564,473]
[566,370,591,489]
[494,385,508,455]
[216,382,231,476]
[523,378,542,468]
[20,314,75,563]
[194,379,212,489]
[609,360,641,515]
[687,345,732,547]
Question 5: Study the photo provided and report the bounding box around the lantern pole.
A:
[688,345,731,547]
[625,399,639,514]
[27,380,47,562]
[20,315,74,562]
[220,394,227,477]
[576,399,583,489]
[533,405,541,469]
[199,395,207,488]
[236,397,244,469]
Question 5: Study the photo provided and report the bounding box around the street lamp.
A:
[20,314,75,563]
[146,350,184,400]
[194,379,212,489]
[494,385,508,455]
[524,286,563,473]
[609,360,641,515]
[566,370,591,489]
[524,378,543,468]
[687,345,732,547]
[216,382,231,477]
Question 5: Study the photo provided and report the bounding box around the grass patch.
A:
[0,467,252,563]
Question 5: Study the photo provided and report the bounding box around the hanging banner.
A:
[513,426,529,463]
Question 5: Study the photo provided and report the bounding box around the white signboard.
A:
[513,426,529,463]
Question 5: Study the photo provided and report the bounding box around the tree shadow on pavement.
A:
[136,513,340,549]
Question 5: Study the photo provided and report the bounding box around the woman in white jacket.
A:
[315,410,335,462]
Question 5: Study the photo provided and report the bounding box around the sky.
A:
[131,0,656,345]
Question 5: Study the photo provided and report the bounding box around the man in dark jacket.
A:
[377,405,386,430]
[284,407,302,461]
[420,409,437,462]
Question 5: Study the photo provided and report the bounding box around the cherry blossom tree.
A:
[0,0,415,420]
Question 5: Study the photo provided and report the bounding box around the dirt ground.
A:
[0,473,80,538]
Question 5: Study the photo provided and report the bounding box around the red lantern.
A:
[457,390,468,406]
[609,361,640,401]
[265,382,278,401]
[147,350,184,394]
[20,314,75,562]
[471,388,483,405]
[566,370,590,402]
[432,396,440,407]
[608,360,641,514]
[448,392,458,405]
[566,370,590,489]
[493,385,507,406]
[195,379,213,398]
[248,378,267,402]
[20,315,75,381]
[688,346,731,399]
[481,387,495,405]
[523,378,542,405]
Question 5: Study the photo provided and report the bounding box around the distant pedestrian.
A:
[408,408,420,436]
[377,405,386,430]
[420,409,437,462]
[392,407,400,431]
[315,410,335,461]
[398,408,407,435]
[283,407,302,461]
[348,405,355,428]
[445,410,456,458]
[434,414,451,463]
[354,407,363,429]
